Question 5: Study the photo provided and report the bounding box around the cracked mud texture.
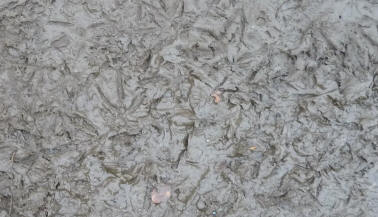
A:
[1,0,378,216]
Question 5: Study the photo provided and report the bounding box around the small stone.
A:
[196,199,206,210]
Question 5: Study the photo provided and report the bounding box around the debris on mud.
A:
[211,90,222,104]
[151,185,171,204]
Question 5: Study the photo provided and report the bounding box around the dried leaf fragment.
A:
[151,185,171,204]
[211,90,222,103]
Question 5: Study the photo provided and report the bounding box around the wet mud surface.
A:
[1,0,378,216]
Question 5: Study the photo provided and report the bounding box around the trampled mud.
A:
[0,0,377,216]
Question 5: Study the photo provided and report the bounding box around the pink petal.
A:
[151,185,171,204]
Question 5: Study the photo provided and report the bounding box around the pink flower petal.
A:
[151,185,171,204]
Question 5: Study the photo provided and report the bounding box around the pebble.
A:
[196,200,206,210]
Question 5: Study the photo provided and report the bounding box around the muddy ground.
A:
[0,0,378,216]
